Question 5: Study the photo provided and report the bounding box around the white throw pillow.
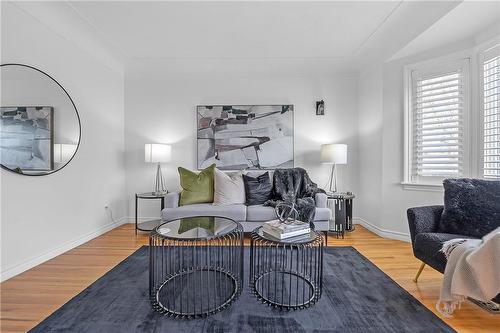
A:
[213,168,245,205]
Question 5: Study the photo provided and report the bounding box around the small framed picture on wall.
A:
[316,100,325,115]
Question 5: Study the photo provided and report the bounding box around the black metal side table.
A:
[135,192,166,234]
[150,216,244,318]
[326,192,355,239]
[249,227,324,310]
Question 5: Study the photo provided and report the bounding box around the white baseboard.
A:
[126,216,160,223]
[353,217,411,243]
[0,217,128,282]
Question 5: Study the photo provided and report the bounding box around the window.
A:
[405,58,470,185]
[404,43,500,189]
[481,45,500,179]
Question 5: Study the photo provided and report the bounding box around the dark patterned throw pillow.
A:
[243,172,272,205]
[438,178,500,238]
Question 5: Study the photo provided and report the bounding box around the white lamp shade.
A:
[53,144,77,164]
[320,144,347,164]
[145,143,171,163]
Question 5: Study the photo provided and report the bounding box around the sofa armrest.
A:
[407,205,444,244]
[165,192,180,208]
[315,193,327,208]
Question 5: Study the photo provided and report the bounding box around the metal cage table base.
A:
[149,217,244,319]
[249,228,324,310]
[151,267,240,318]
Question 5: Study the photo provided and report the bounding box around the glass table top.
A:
[255,226,319,244]
[155,216,239,240]
[137,192,167,199]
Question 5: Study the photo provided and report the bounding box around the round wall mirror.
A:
[0,64,81,175]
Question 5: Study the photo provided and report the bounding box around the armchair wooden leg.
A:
[413,262,426,282]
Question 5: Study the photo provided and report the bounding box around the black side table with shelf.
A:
[249,226,324,310]
[326,192,355,239]
[135,192,166,234]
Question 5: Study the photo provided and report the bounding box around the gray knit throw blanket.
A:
[264,168,325,226]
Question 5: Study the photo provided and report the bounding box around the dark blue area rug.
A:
[30,246,454,333]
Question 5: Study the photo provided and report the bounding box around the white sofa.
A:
[162,191,331,232]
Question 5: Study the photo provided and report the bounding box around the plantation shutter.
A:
[482,46,500,179]
[410,59,469,182]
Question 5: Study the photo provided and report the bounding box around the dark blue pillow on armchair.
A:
[438,178,500,238]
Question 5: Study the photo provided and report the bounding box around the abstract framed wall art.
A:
[0,106,54,171]
[197,105,293,170]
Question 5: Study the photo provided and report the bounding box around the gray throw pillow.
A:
[213,168,245,206]
[438,178,500,238]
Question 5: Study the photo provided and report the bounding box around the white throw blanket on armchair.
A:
[437,227,500,317]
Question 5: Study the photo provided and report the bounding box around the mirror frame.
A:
[0,63,82,176]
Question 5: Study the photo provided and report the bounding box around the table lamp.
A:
[320,143,347,193]
[145,143,171,195]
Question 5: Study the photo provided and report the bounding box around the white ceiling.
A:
[67,0,462,63]
[10,1,495,73]
[69,1,401,59]
[391,1,500,61]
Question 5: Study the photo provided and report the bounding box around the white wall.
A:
[125,60,359,218]
[0,2,126,280]
[378,57,446,236]
[357,65,384,229]
[356,37,493,240]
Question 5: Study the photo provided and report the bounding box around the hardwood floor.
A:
[1,224,498,332]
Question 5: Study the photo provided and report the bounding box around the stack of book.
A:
[262,219,310,240]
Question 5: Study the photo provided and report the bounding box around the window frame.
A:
[477,42,500,179]
[403,52,472,189]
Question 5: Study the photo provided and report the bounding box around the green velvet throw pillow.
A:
[178,164,215,205]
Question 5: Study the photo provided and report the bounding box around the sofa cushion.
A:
[178,164,215,206]
[243,172,272,205]
[246,205,331,222]
[213,168,245,205]
[162,203,246,222]
[246,205,276,221]
[414,232,473,273]
[438,178,500,238]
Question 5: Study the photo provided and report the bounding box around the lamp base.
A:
[326,164,338,193]
[154,163,167,196]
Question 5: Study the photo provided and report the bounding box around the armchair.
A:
[407,205,472,280]
[407,205,500,308]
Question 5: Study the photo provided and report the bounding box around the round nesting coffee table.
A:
[149,216,243,319]
[250,226,324,310]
